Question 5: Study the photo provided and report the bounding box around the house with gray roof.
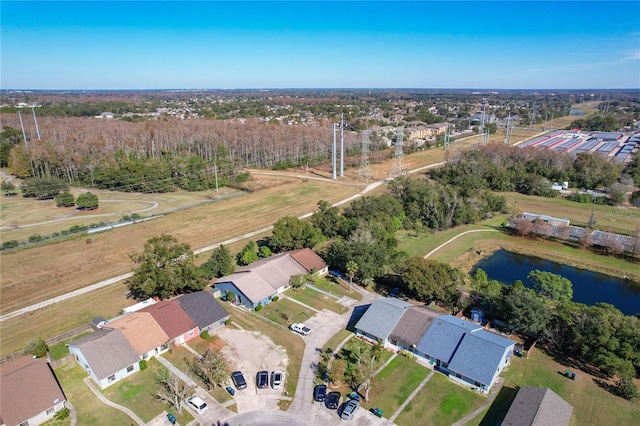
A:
[354,297,412,345]
[214,249,327,309]
[67,328,140,389]
[177,291,229,333]
[502,386,573,426]
[354,299,514,394]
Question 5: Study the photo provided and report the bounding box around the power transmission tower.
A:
[357,130,372,182]
[389,128,406,179]
[504,113,512,145]
[529,102,536,128]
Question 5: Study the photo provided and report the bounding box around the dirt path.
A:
[423,229,500,259]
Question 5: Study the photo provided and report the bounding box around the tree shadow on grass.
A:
[478,385,519,426]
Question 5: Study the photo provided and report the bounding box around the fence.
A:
[0,324,93,365]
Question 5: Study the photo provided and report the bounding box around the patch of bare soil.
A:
[217,328,288,374]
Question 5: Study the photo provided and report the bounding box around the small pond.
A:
[473,249,640,316]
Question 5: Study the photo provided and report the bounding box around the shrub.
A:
[255,304,263,312]
[615,376,639,401]
[139,360,148,371]
[28,234,45,243]
[23,338,48,358]
[55,191,75,207]
[271,295,279,302]
[200,330,210,340]
[54,408,70,421]
[2,240,19,250]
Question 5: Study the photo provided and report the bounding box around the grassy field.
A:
[309,276,364,301]
[1,177,363,314]
[395,372,486,426]
[102,357,194,424]
[1,283,130,357]
[364,355,431,416]
[503,192,640,236]
[54,363,143,426]
[286,286,347,314]
[257,297,315,328]
[467,349,640,426]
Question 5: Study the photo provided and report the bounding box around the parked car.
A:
[340,399,360,420]
[290,323,311,336]
[186,395,208,413]
[329,270,344,279]
[231,371,247,390]
[325,391,341,409]
[389,287,400,297]
[271,370,284,389]
[256,370,269,389]
[313,383,327,402]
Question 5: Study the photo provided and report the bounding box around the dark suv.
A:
[256,370,269,389]
[313,384,327,402]
[325,391,341,409]
[231,371,247,390]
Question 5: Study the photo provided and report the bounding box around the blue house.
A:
[354,298,514,394]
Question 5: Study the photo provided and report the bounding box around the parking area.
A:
[217,327,290,412]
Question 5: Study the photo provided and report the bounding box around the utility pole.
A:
[332,123,337,180]
[339,113,344,177]
[31,107,41,140]
[214,165,219,193]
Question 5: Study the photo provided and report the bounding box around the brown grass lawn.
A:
[1,177,363,314]
[0,283,130,357]
[286,286,347,314]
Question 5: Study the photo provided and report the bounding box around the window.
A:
[46,407,55,415]
[188,330,194,337]
[19,421,29,426]
[108,374,116,382]
[127,365,134,373]
[142,353,149,360]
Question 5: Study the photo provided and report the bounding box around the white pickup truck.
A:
[290,323,311,336]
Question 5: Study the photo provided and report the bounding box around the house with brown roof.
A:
[67,328,140,389]
[139,299,199,345]
[214,249,328,309]
[105,311,170,360]
[502,386,573,426]
[0,356,67,426]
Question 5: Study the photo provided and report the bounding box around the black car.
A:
[313,384,327,402]
[325,391,341,409]
[256,370,269,389]
[231,371,247,390]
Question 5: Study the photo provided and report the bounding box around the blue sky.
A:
[2,1,639,89]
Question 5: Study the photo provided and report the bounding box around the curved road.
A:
[1,161,446,322]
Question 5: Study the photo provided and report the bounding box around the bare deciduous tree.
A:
[155,370,195,414]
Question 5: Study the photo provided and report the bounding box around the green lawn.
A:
[257,297,312,327]
[467,350,640,426]
[101,358,193,424]
[286,286,347,314]
[364,355,431,416]
[395,372,486,426]
[311,276,364,301]
[54,364,141,426]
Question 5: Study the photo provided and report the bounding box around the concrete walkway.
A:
[83,377,145,426]
[423,229,499,259]
[451,377,504,426]
[388,370,435,423]
[67,401,77,426]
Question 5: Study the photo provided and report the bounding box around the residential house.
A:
[214,249,327,309]
[502,386,573,426]
[67,328,140,389]
[354,298,514,394]
[105,312,170,360]
[177,291,230,334]
[139,299,199,345]
[415,315,514,393]
[0,356,67,426]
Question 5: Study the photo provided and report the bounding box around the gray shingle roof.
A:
[67,328,139,380]
[502,386,573,426]
[177,291,229,330]
[355,297,412,340]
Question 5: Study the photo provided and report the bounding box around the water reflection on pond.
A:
[473,249,640,316]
